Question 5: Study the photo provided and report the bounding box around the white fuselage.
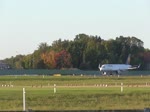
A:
[99,64,132,72]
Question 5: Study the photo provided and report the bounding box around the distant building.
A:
[0,62,10,69]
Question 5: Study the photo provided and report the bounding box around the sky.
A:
[0,0,150,59]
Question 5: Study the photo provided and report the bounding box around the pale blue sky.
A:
[0,0,150,59]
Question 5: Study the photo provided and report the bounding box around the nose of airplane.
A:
[98,64,104,71]
[100,67,103,71]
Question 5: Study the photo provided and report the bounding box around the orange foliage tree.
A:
[41,50,72,69]
[41,50,56,69]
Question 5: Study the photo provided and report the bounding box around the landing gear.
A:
[116,71,118,75]
[102,72,107,75]
[101,72,113,75]
[101,71,121,76]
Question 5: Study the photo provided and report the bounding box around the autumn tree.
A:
[55,50,72,69]
[41,51,56,69]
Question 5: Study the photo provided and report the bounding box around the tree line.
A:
[3,34,150,70]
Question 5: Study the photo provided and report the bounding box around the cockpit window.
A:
[102,65,105,68]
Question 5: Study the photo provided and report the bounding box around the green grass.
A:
[0,75,150,86]
[0,75,150,110]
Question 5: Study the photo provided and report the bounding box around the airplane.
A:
[98,54,140,75]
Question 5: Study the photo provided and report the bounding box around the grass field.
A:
[0,75,150,111]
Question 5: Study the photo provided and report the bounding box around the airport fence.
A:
[0,69,150,76]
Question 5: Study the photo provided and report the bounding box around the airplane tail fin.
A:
[126,54,131,64]
[138,64,141,68]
